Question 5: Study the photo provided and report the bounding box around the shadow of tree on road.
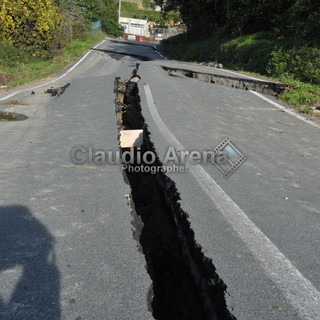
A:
[0,205,60,319]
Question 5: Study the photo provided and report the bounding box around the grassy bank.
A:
[162,33,320,114]
[0,32,106,88]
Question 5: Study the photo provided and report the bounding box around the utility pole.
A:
[118,0,121,23]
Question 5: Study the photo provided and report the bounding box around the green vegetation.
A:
[267,47,320,85]
[279,78,320,109]
[83,0,123,37]
[0,32,105,88]
[0,112,18,121]
[0,0,61,58]
[121,1,180,24]
[0,0,121,58]
[0,0,122,88]
[155,0,319,41]
[142,0,153,8]
[122,1,160,21]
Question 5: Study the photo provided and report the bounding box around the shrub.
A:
[0,0,61,58]
[266,50,288,77]
[102,19,124,37]
[0,42,34,67]
[267,47,320,84]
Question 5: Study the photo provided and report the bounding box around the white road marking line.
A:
[156,51,167,60]
[0,39,106,102]
[143,82,320,320]
[217,69,265,81]
[153,45,168,60]
[250,91,320,130]
[158,52,168,60]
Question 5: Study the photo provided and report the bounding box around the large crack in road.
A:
[114,65,236,320]
[162,66,287,96]
[92,48,151,61]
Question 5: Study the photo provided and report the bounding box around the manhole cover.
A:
[0,111,28,121]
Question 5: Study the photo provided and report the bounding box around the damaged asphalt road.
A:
[115,68,235,320]
[0,38,319,320]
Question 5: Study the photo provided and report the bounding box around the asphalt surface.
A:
[0,38,319,319]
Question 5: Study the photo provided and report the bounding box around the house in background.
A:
[119,17,151,41]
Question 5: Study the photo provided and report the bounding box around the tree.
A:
[154,0,320,41]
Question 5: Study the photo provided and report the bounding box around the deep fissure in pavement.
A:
[162,66,287,96]
[114,66,236,320]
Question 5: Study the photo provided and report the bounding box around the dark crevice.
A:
[162,66,287,96]
[114,65,236,320]
[92,48,151,61]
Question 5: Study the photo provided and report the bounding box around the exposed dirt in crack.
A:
[45,83,70,97]
[115,65,236,320]
[162,65,287,96]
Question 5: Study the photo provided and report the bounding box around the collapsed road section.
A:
[114,65,236,320]
[162,65,287,96]
[92,48,151,61]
